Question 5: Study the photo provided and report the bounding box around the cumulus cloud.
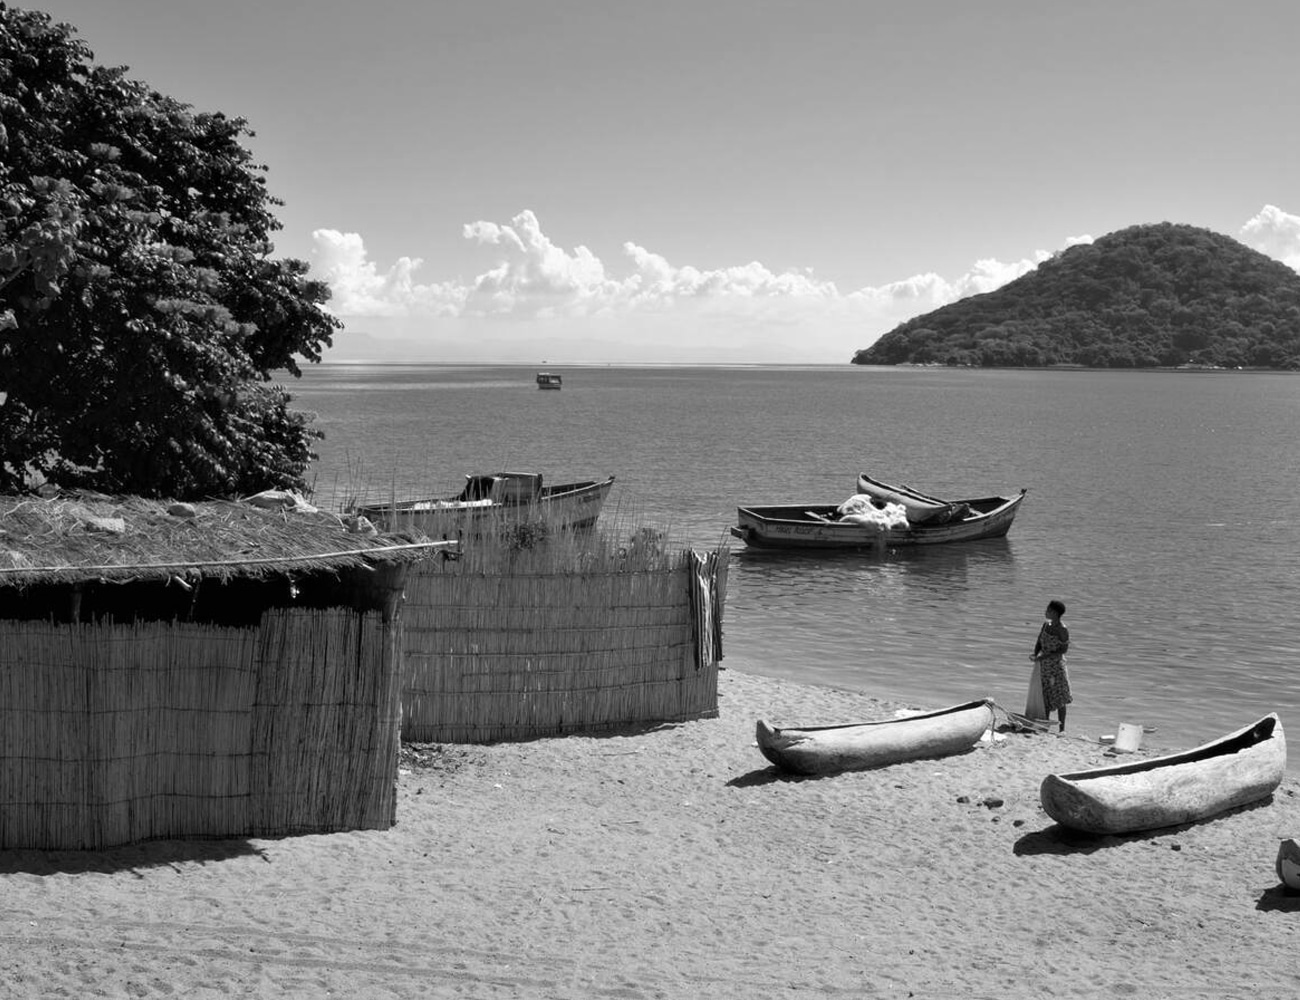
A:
[311,209,1067,332]
[462,210,614,315]
[311,229,467,317]
[842,240,1093,318]
[1240,205,1300,271]
[310,204,1298,356]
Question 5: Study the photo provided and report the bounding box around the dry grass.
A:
[0,493,442,587]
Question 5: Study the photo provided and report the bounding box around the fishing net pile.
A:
[834,494,910,529]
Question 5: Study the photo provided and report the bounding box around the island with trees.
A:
[851,222,1300,370]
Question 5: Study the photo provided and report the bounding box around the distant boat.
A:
[755,699,995,775]
[353,472,614,537]
[537,371,562,390]
[1039,713,1286,835]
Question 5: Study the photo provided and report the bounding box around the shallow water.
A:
[291,363,1300,767]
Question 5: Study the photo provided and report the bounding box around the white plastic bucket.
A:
[1114,722,1143,752]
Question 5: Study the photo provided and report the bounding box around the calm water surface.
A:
[290,364,1300,766]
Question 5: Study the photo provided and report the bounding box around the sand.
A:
[2,664,1298,999]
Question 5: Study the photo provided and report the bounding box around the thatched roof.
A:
[0,492,452,588]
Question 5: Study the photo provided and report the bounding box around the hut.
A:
[0,492,454,850]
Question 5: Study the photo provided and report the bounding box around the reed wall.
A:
[401,550,727,743]
[0,607,401,850]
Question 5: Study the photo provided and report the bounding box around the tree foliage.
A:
[0,5,339,497]
[851,223,1300,370]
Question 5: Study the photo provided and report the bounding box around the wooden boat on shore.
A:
[1039,713,1286,835]
[755,699,995,775]
[354,472,614,537]
[730,483,1025,551]
[1277,839,1300,891]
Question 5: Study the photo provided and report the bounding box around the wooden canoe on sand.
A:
[1039,713,1286,835]
[755,699,995,776]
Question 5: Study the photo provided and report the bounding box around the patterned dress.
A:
[1034,622,1072,712]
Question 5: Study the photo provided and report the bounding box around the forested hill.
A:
[851,223,1300,369]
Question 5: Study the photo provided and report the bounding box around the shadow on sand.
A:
[1014,796,1278,857]
[1255,884,1300,912]
[0,838,268,877]
[725,765,850,788]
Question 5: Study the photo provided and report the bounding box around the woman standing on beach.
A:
[1028,599,1071,731]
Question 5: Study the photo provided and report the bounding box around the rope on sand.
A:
[987,700,1121,749]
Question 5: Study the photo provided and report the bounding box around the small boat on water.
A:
[536,371,563,389]
[731,475,1025,550]
[353,472,614,536]
[1277,839,1300,891]
[755,699,995,775]
[1039,713,1286,835]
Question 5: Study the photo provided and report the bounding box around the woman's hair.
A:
[1047,599,1066,617]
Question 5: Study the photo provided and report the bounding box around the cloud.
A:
[311,209,1070,333]
[842,239,1093,317]
[309,205,1297,361]
[462,210,614,316]
[311,229,467,317]
[1240,205,1300,271]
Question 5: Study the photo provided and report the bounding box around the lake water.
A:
[290,363,1300,767]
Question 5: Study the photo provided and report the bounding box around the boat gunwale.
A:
[737,492,1021,522]
[354,475,615,515]
[761,698,994,736]
[856,473,954,507]
[1049,713,1282,785]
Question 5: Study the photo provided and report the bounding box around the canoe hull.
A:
[1039,714,1286,835]
[358,476,615,537]
[1277,839,1300,890]
[731,492,1025,550]
[756,699,994,775]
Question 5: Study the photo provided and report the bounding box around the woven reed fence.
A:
[0,607,402,850]
[402,549,728,742]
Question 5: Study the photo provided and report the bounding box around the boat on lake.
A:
[353,472,614,537]
[755,699,995,775]
[1039,713,1286,835]
[731,476,1025,550]
[536,371,563,389]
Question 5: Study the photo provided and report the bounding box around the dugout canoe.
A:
[855,473,975,525]
[1277,839,1300,891]
[755,699,995,775]
[1039,713,1286,835]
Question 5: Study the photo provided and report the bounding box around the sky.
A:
[27,0,1300,363]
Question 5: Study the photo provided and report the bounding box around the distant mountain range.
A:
[851,222,1300,369]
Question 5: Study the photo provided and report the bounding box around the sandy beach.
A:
[2,664,1297,1000]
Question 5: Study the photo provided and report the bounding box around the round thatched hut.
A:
[0,492,454,850]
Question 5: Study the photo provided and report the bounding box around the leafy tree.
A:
[0,5,339,497]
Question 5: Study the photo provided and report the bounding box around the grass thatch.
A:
[0,493,452,588]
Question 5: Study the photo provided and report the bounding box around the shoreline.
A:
[2,664,1298,998]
